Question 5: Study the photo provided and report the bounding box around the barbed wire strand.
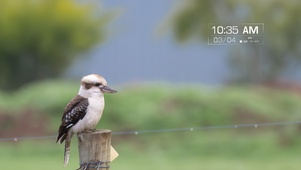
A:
[0,121,301,142]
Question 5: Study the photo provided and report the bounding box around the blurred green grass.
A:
[1,132,301,170]
[1,80,301,169]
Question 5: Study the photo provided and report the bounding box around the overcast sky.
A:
[67,0,232,86]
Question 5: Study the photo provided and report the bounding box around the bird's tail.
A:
[64,132,73,167]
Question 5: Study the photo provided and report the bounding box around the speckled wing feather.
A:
[56,95,88,143]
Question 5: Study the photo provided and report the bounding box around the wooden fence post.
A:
[77,129,111,170]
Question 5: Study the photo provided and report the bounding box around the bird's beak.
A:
[99,86,117,93]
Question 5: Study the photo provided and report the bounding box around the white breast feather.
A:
[70,96,104,133]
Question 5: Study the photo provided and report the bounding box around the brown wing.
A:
[56,95,88,143]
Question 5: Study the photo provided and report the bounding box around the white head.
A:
[78,74,117,97]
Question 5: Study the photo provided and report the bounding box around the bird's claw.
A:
[82,129,96,133]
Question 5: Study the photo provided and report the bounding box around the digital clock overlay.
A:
[208,23,264,45]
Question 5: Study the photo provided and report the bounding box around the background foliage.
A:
[1,1,301,169]
[0,0,110,90]
[168,0,301,83]
[1,81,301,170]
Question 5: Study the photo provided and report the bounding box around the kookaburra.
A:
[56,74,117,166]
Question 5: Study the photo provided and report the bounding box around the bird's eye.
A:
[94,83,101,86]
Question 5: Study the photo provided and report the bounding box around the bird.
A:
[56,74,117,167]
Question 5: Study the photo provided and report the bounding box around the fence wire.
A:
[0,121,301,142]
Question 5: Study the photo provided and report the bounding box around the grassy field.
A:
[1,131,301,170]
[1,80,301,170]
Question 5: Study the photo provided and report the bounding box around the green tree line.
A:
[168,0,301,83]
[0,0,111,90]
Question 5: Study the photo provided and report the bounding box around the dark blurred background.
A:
[1,0,301,170]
